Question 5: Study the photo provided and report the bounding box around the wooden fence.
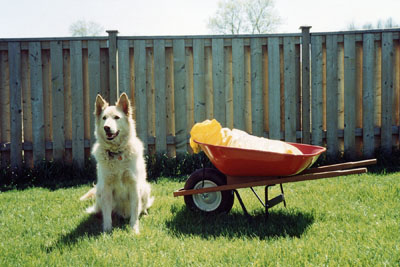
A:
[0,27,399,168]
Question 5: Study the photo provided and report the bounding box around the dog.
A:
[80,93,154,234]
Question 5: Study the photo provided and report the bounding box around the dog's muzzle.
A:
[104,126,120,141]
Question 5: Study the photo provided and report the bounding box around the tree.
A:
[207,0,281,34]
[347,18,399,30]
[69,20,105,37]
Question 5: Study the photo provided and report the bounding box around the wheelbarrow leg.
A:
[233,190,252,221]
[265,184,286,219]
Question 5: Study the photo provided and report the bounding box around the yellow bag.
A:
[189,119,302,155]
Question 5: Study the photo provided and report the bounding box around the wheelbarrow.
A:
[173,140,377,217]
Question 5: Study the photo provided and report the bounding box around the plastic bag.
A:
[190,119,302,155]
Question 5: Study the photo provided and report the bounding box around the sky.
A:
[0,0,399,38]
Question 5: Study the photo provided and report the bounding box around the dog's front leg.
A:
[129,181,141,234]
[100,186,113,232]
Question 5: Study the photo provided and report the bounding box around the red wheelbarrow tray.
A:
[194,140,326,177]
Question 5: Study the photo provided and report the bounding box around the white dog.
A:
[80,93,154,234]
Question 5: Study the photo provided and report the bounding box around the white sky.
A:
[1,0,399,38]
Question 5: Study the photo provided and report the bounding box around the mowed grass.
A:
[0,172,399,266]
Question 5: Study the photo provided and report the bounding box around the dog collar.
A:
[106,150,123,160]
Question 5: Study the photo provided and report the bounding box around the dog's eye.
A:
[102,116,106,120]
[114,116,120,120]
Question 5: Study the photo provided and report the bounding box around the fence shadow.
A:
[165,206,315,240]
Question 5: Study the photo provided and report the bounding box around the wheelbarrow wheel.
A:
[184,168,234,214]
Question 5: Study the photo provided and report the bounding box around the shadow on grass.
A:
[166,206,315,240]
[44,214,128,253]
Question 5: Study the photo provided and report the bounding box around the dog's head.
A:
[94,93,134,144]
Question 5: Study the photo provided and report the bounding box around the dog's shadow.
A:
[45,214,127,252]
[166,206,315,240]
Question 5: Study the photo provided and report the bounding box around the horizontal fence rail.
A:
[0,27,399,168]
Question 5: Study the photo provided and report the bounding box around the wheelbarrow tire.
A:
[184,168,234,214]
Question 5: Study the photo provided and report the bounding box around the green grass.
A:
[0,172,399,266]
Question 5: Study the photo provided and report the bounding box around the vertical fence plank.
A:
[29,42,45,164]
[212,38,225,126]
[344,34,356,159]
[107,31,118,102]
[21,50,33,167]
[146,46,156,149]
[154,39,167,153]
[362,33,375,158]
[232,38,245,130]
[268,37,281,140]
[173,39,187,153]
[224,44,233,128]
[326,35,339,159]
[42,49,52,160]
[70,41,85,165]
[8,42,23,169]
[50,41,65,161]
[88,40,101,147]
[311,35,323,146]
[165,47,175,156]
[301,27,312,144]
[381,32,394,155]
[283,37,297,142]
[134,40,148,152]
[118,39,130,97]
[193,39,205,123]
[250,38,263,136]
[205,45,213,120]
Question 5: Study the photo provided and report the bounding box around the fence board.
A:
[251,38,263,136]
[301,27,312,144]
[381,32,394,154]
[70,41,85,165]
[21,50,33,167]
[232,38,245,130]
[362,33,375,158]
[146,46,156,142]
[205,46,213,120]
[108,31,118,103]
[88,40,101,147]
[154,39,167,153]
[8,42,22,168]
[50,41,65,160]
[268,37,281,140]
[165,47,175,156]
[134,40,148,152]
[29,42,45,164]
[212,38,225,127]
[283,37,296,142]
[42,48,52,160]
[326,35,339,158]
[193,39,205,123]
[311,35,323,146]
[224,45,233,128]
[344,34,356,159]
[118,39,130,97]
[173,39,187,153]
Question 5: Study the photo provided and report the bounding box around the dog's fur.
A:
[81,93,154,234]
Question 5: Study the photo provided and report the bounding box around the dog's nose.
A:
[104,126,110,133]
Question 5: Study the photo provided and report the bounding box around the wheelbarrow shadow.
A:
[166,206,315,240]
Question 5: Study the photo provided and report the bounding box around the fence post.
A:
[300,26,311,144]
[107,30,119,103]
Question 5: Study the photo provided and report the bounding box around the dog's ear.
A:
[95,94,108,116]
[117,93,132,116]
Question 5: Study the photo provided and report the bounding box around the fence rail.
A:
[0,27,399,168]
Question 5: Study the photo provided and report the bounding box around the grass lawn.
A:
[0,172,399,266]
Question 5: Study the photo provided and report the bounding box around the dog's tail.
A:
[80,187,96,201]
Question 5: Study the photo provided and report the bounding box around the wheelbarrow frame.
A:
[173,141,377,217]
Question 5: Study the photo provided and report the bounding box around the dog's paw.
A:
[131,220,140,235]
